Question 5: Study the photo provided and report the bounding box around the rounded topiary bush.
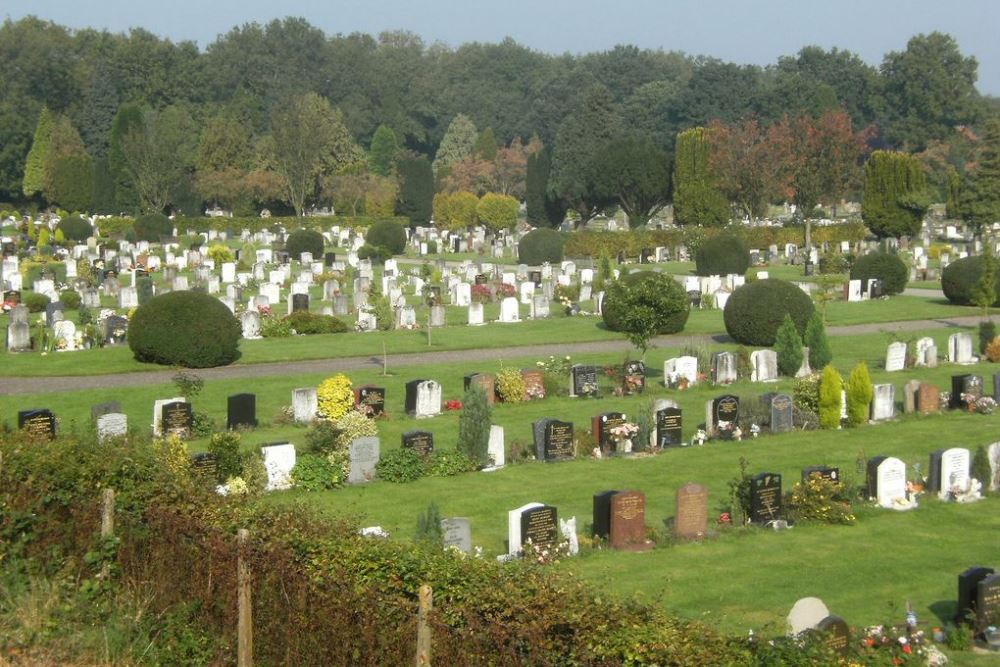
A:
[357,244,391,263]
[365,220,406,255]
[57,215,93,241]
[723,278,815,345]
[59,289,81,310]
[133,213,172,242]
[285,229,324,260]
[942,255,1000,306]
[695,234,750,276]
[602,271,690,334]
[518,228,565,266]
[850,251,908,296]
[129,290,241,368]
[23,292,50,313]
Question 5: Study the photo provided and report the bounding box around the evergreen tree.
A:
[861,150,929,239]
[845,362,873,426]
[22,106,54,198]
[433,114,477,176]
[457,384,492,467]
[415,502,443,547]
[108,104,144,213]
[79,66,119,159]
[395,155,434,226]
[818,365,843,429]
[961,118,1000,234]
[971,445,993,491]
[672,127,729,226]
[91,158,116,214]
[803,311,832,369]
[46,153,93,212]
[526,148,553,226]
[773,313,804,376]
[369,124,399,176]
[474,127,498,161]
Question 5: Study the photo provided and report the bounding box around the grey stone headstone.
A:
[787,596,830,635]
[348,436,380,484]
[96,412,128,442]
[440,517,472,553]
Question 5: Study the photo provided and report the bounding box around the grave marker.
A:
[673,482,708,540]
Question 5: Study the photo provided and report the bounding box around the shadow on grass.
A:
[929,599,957,625]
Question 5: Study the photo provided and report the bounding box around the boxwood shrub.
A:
[694,234,750,276]
[518,228,565,265]
[602,271,689,335]
[57,215,93,241]
[849,251,907,296]
[23,291,50,313]
[59,289,81,310]
[723,278,815,345]
[133,213,173,242]
[285,229,324,260]
[129,290,241,368]
[284,311,349,335]
[365,219,407,255]
[942,255,1000,306]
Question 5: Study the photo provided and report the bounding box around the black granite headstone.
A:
[801,466,840,484]
[750,472,782,523]
[950,374,983,409]
[520,505,558,551]
[766,393,793,433]
[540,420,574,462]
[571,365,599,397]
[402,430,434,456]
[356,385,386,417]
[956,566,995,624]
[291,293,309,312]
[656,407,682,447]
[161,401,193,437]
[866,456,887,499]
[227,393,257,430]
[18,408,56,439]
[592,490,620,539]
[815,615,850,656]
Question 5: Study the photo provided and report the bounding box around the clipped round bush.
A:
[723,278,815,345]
[129,290,241,368]
[59,289,81,310]
[518,228,565,266]
[850,251,907,296]
[942,255,1000,306]
[284,311,348,335]
[23,292,50,313]
[602,271,690,335]
[357,244,391,263]
[285,229,324,260]
[57,215,92,241]
[365,220,406,255]
[133,213,172,242]
[694,234,750,277]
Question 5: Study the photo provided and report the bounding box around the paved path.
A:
[2,314,995,396]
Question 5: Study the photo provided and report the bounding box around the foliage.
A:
[517,228,565,265]
[803,311,832,369]
[171,370,204,399]
[525,149,555,226]
[285,229,324,260]
[850,251,908,296]
[207,432,242,483]
[723,279,815,346]
[970,247,998,317]
[128,291,241,368]
[415,502,443,547]
[317,373,354,422]
[260,312,294,338]
[788,474,855,524]
[979,322,997,356]
[376,447,425,483]
[291,453,341,491]
[357,244,391,263]
[971,445,992,492]
[23,291,50,313]
[133,212,172,242]
[861,150,929,239]
[284,310,348,335]
[773,314,804,377]
[601,271,689,354]
[46,153,93,211]
[476,192,519,232]
[793,373,821,414]
[818,365,843,429]
[331,409,378,451]
[58,289,80,310]
[457,384,491,467]
[22,106,53,198]
[694,233,750,276]
[368,125,399,176]
[433,114,478,175]
[591,134,671,227]
[365,219,406,254]
[985,336,1000,362]
[942,255,1000,306]
[426,450,478,477]
[673,127,729,226]
[432,190,478,231]
[474,127,498,161]
[395,156,434,226]
[845,362,873,426]
[960,118,1000,232]
[56,215,92,241]
[495,365,526,403]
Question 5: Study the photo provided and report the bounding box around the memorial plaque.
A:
[161,401,193,437]
[90,401,121,420]
[591,411,626,452]
[18,408,55,439]
[816,615,850,656]
[570,364,599,397]
[976,574,1000,631]
[801,466,840,484]
[463,373,496,406]
[957,566,995,624]
[750,472,782,523]
[402,430,434,456]
[656,407,683,447]
[610,490,649,550]
[592,490,619,539]
[542,420,574,461]
[767,393,794,433]
[441,517,472,553]
[227,393,257,430]
[520,369,545,400]
[674,482,708,540]
[355,385,386,417]
[520,505,558,552]
[190,452,220,479]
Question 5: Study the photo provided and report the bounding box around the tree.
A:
[970,247,998,319]
[22,106,54,198]
[489,137,534,198]
[862,150,930,239]
[364,175,397,217]
[845,362,873,427]
[592,135,670,227]
[121,106,198,213]
[323,168,375,216]
[474,127,498,161]
[45,153,93,211]
[79,66,120,160]
[773,314,804,377]
[476,192,518,233]
[433,191,478,231]
[960,118,1000,234]
[672,127,729,226]
[526,148,564,227]
[368,124,399,176]
[433,113,477,176]
[803,311,832,370]
[441,155,493,195]
[395,155,434,225]
[107,104,145,212]
[818,365,843,429]
[602,272,689,358]
[784,111,866,217]
[457,384,491,467]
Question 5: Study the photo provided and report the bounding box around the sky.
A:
[7,0,1000,94]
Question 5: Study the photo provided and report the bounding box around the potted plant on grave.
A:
[609,422,639,453]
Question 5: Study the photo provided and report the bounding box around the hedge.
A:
[723,279,815,345]
[129,291,241,368]
[518,228,565,265]
[365,219,407,255]
[694,234,750,276]
[96,215,408,239]
[942,255,1000,306]
[850,252,908,296]
[285,229,324,260]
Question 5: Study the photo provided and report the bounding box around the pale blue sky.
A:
[7,0,1000,93]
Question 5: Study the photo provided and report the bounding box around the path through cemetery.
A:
[3,313,996,396]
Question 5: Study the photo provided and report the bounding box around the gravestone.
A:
[498,297,520,322]
[711,351,737,384]
[750,349,778,382]
[520,369,545,400]
[915,337,936,367]
[569,364,599,397]
[787,597,830,635]
[816,615,850,656]
[712,395,740,439]
[240,310,262,339]
[948,332,975,364]
[957,566,996,625]
[874,456,909,509]
[673,482,708,540]
[591,411,626,452]
[950,374,983,409]
[261,443,296,491]
[96,412,127,442]
[508,503,557,556]
[190,452,219,479]
[291,293,309,313]
[161,401,193,437]
[592,490,619,540]
[90,401,121,420]
[467,302,484,326]
[885,341,906,371]
[463,373,496,406]
[801,466,840,484]
[870,383,895,421]
[292,387,318,423]
[917,383,940,414]
[355,385,386,417]
[902,380,921,414]
[227,393,257,430]
[152,397,186,436]
[103,315,128,345]
[486,425,505,468]
[536,419,574,462]
[766,393,794,433]
[750,472,782,523]
[623,360,645,394]
[976,574,1000,632]
[929,447,971,499]
[664,356,698,386]
[402,430,434,457]
[655,406,683,447]
[441,518,472,553]
[347,437,379,484]
[609,490,650,551]
[18,408,56,439]
[413,380,441,418]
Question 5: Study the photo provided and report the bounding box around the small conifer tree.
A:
[818,365,843,429]
[845,362,874,426]
[971,445,992,493]
[415,502,443,547]
[457,384,492,467]
[804,311,832,369]
[773,313,804,376]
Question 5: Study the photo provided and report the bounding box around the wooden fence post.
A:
[415,584,432,666]
[101,488,115,537]
[238,529,253,667]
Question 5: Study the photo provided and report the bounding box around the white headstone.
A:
[664,356,698,386]
[787,597,831,636]
[499,297,520,323]
[885,342,906,372]
[750,350,778,382]
[938,447,971,500]
[486,425,505,469]
[870,384,895,421]
[467,302,484,326]
[415,380,442,418]
[97,412,128,442]
[261,443,296,491]
[876,457,909,509]
[914,337,935,367]
[292,388,317,423]
[948,333,975,364]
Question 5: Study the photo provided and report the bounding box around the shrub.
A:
[284,311,348,335]
[59,289,81,310]
[986,336,1000,362]
[694,234,749,276]
[134,213,172,242]
[128,291,241,368]
[317,374,354,422]
[476,192,519,232]
[357,244,391,263]
[979,321,996,355]
[376,447,425,483]
[518,228,565,265]
[723,279,815,346]
[330,409,378,451]
[261,314,293,338]
[57,215,92,241]
[849,252,907,296]
[601,272,690,352]
[773,314,804,376]
[206,244,234,264]
[788,475,855,524]
[285,229,324,260]
[208,432,242,483]
[457,385,491,467]
[972,445,992,491]
[365,219,406,255]
[845,362,873,426]
[426,450,477,477]
[818,366,843,429]
[24,291,50,313]
[793,373,821,413]
[803,311,832,369]
[415,502,443,546]
[291,453,340,491]
[137,276,154,305]
[942,255,1000,306]
[496,366,526,403]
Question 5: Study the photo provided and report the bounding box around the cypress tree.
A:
[773,313,804,376]
[526,149,551,226]
[961,118,1000,234]
[432,114,477,175]
[804,311,832,369]
[672,127,729,226]
[818,365,843,429]
[862,150,929,239]
[369,124,399,176]
[845,362,873,426]
[457,384,492,467]
[474,127,498,161]
[22,106,54,198]
[395,156,434,226]
[108,104,144,213]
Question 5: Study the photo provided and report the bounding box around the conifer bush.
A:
[818,366,843,429]
[129,291,241,368]
[845,362,873,426]
[285,229,324,260]
[942,255,1000,306]
[804,311,832,369]
[457,384,491,467]
[57,215,92,241]
[694,234,750,276]
[723,279,814,345]
[518,228,565,265]
[773,314,804,376]
[849,251,908,296]
[133,213,172,241]
[365,219,406,255]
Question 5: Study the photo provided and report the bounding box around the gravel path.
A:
[2,314,994,396]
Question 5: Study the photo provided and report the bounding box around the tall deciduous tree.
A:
[672,127,728,226]
[368,124,399,176]
[592,135,671,227]
[432,114,477,176]
[862,150,929,239]
[782,110,866,217]
[395,155,434,226]
[22,106,54,198]
[960,118,1000,233]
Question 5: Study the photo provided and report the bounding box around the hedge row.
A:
[95,215,409,238]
